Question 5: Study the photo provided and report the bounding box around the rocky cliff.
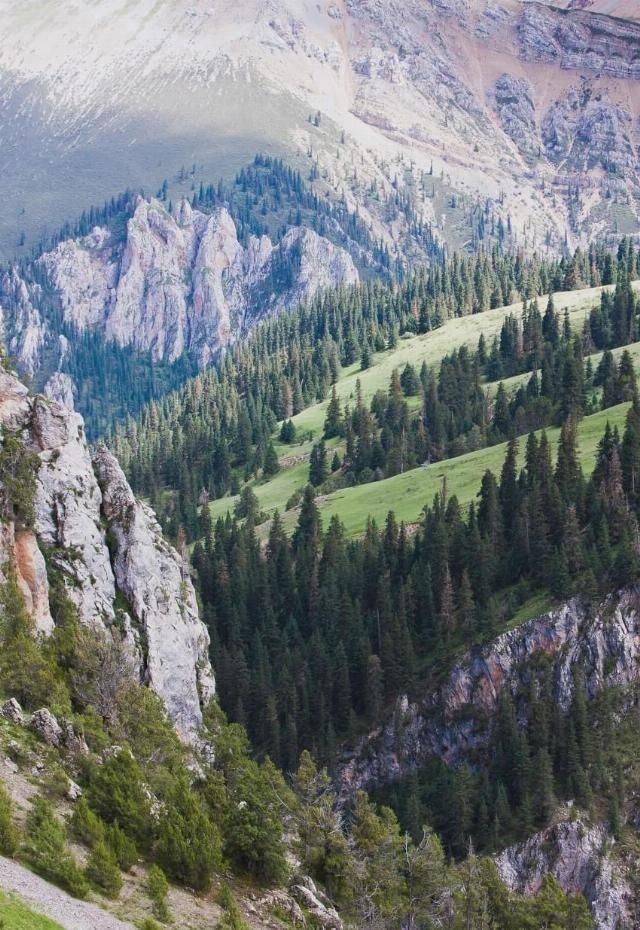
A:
[3,0,640,261]
[0,367,214,740]
[339,586,640,789]
[337,588,640,929]
[497,817,632,930]
[0,196,359,383]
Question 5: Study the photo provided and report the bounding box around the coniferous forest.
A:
[103,238,640,869]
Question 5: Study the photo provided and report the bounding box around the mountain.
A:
[0,170,361,434]
[4,195,358,370]
[5,1,640,927]
[3,0,640,263]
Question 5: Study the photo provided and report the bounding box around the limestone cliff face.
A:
[92,444,216,737]
[1,197,359,379]
[0,368,214,740]
[497,818,631,930]
[337,589,640,929]
[339,587,640,791]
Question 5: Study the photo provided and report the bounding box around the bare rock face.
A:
[292,878,343,930]
[2,197,358,382]
[30,708,63,747]
[497,818,631,930]
[12,528,55,636]
[519,4,640,79]
[0,368,215,739]
[92,444,215,740]
[0,366,32,430]
[0,271,47,378]
[30,395,117,629]
[43,372,75,411]
[339,586,640,793]
[494,75,538,163]
[542,89,635,177]
[40,227,117,332]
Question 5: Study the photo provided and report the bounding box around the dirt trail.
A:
[0,856,136,930]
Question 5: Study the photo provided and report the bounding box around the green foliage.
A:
[217,883,250,930]
[0,783,18,857]
[24,798,89,899]
[69,796,105,847]
[0,429,38,528]
[88,750,152,848]
[85,840,123,898]
[145,865,170,922]
[105,821,138,871]
[293,752,352,906]
[0,566,69,710]
[155,775,221,892]
[204,706,288,885]
[139,920,163,930]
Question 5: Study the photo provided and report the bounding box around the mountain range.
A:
[2,0,640,264]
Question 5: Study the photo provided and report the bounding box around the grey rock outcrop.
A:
[497,818,631,930]
[0,368,215,739]
[292,878,343,930]
[30,708,63,747]
[92,444,215,740]
[339,586,640,792]
[43,372,75,411]
[519,4,640,80]
[494,75,538,162]
[1,197,358,381]
[1,698,24,726]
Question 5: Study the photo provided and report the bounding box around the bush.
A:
[85,840,123,898]
[145,864,170,922]
[88,750,152,848]
[25,797,89,899]
[217,882,250,930]
[105,821,138,871]
[0,783,18,856]
[69,797,105,847]
[155,776,221,891]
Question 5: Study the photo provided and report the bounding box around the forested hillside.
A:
[0,362,595,930]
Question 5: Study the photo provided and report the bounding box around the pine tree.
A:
[324,386,343,439]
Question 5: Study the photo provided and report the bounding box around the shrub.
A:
[88,750,152,848]
[145,864,170,922]
[85,840,123,898]
[217,882,251,930]
[0,783,18,856]
[155,775,221,891]
[0,569,69,710]
[69,797,105,847]
[105,821,138,871]
[25,797,89,899]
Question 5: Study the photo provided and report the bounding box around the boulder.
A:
[1,698,24,726]
[60,719,90,756]
[30,708,63,747]
[260,890,305,926]
[67,779,83,801]
[292,878,343,930]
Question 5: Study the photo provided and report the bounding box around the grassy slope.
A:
[289,282,636,437]
[0,892,65,930]
[311,402,630,536]
[209,281,640,536]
